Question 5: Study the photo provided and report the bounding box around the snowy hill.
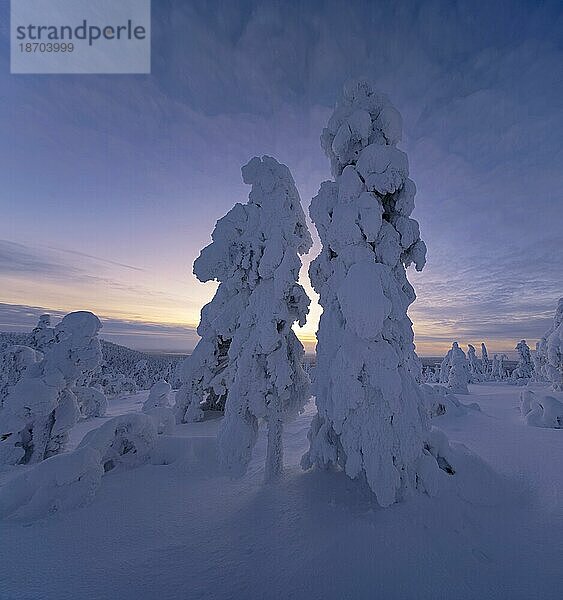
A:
[0,332,186,390]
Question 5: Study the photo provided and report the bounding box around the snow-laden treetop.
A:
[322,80,403,176]
[313,80,426,276]
[194,154,312,307]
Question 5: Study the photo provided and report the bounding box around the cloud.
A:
[0,240,81,277]
[47,245,144,272]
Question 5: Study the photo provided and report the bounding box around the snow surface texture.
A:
[0,311,102,465]
[1,385,562,599]
[535,298,563,390]
[520,388,563,429]
[302,80,452,507]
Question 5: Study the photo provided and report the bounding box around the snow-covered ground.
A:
[1,384,562,600]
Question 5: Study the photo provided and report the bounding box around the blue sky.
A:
[1,0,562,355]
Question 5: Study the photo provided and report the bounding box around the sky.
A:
[1,0,562,356]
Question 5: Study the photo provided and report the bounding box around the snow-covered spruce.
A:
[143,380,174,434]
[520,389,563,429]
[535,298,563,390]
[0,345,43,408]
[0,413,159,520]
[0,311,102,465]
[512,340,534,382]
[72,385,107,418]
[490,353,507,381]
[78,413,158,472]
[467,344,482,382]
[174,218,247,424]
[421,384,479,418]
[439,342,469,391]
[30,314,54,354]
[481,343,490,380]
[446,343,470,394]
[422,366,439,383]
[195,156,312,481]
[143,380,172,411]
[302,80,454,507]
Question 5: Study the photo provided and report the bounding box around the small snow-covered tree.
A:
[446,343,470,394]
[490,354,507,381]
[216,157,312,481]
[535,298,563,390]
[481,343,490,380]
[512,340,534,381]
[467,344,482,382]
[143,380,174,434]
[440,342,469,386]
[422,366,438,383]
[301,80,453,507]
[72,385,107,418]
[0,346,43,408]
[0,311,102,465]
[133,360,150,390]
[30,314,54,353]
[143,380,172,411]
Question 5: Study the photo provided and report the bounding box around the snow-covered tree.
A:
[446,343,470,394]
[30,314,54,353]
[133,360,150,390]
[439,351,451,383]
[535,298,563,390]
[520,389,563,429]
[512,340,534,382]
[490,354,507,381]
[481,343,490,379]
[467,344,482,382]
[143,380,172,412]
[301,80,453,506]
[439,342,469,387]
[216,157,312,481]
[72,385,107,418]
[142,380,175,435]
[0,345,42,408]
[0,311,102,465]
[422,366,439,383]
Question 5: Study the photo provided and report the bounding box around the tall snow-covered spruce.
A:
[535,298,563,390]
[302,80,451,507]
[176,156,312,481]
